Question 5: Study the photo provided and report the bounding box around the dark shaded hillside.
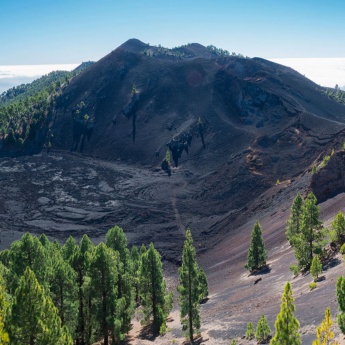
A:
[1,39,345,258]
[47,40,345,225]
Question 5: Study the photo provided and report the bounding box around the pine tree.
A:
[0,275,9,345]
[49,251,78,337]
[69,234,93,345]
[330,212,345,243]
[105,226,134,336]
[139,243,173,334]
[88,243,118,345]
[293,193,324,270]
[130,246,141,304]
[270,282,300,345]
[336,276,345,333]
[178,229,203,343]
[245,221,267,272]
[8,267,73,345]
[198,268,208,302]
[286,193,303,245]
[312,307,339,345]
[245,322,255,340]
[256,315,271,343]
[62,236,77,262]
[310,255,322,281]
[9,233,48,291]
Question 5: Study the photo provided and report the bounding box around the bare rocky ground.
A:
[1,151,345,344]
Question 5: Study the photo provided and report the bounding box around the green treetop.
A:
[8,267,73,345]
[245,221,267,272]
[336,276,345,334]
[330,212,345,243]
[88,243,119,345]
[139,243,173,334]
[286,193,304,245]
[270,282,300,345]
[245,322,255,340]
[49,251,78,337]
[293,193,324,270]
[178,229,204,343]
[256,315,271,343]
[313,307,338,345]
[105,226,134,336]
[310,255,322,281]
[0,275,9,345]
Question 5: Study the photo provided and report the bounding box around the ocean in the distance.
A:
[0,59,344,94]
[0,64,78,93]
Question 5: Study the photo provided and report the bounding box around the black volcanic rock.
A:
[45,39,345,224]
[2,39,345,255]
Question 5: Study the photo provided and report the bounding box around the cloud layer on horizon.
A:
[270,58,345,90]
[1,60,345,94]
[0,64,78,93]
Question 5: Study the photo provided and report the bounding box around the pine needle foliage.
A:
[8,267,73,345]
[330,212,345,243]
[312,307,339,345]
[270,282,300,345]
[293,193,325,270]
[310,255,322,281]
[336,276,345,334]
[178,229,206,343]
[286,193,304,245]
[245,221,267,272]
[245,322,255,340]
[0,275,9,345]
[255,315,271,343]
[139,243,172,334]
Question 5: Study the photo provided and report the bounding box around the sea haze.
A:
[0,64,78,93]
[270,58,345,90]
[0,59,344,94]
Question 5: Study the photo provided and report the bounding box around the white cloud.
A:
[270,58,345,89]
[0,64,78,79]
[0,64,79,93]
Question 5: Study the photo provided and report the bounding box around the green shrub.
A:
[255,315,271,343]
[289,264,299,276]
[309,281,317,290]
[340,243,345,254]
[245,321,255,340]
[321,155,330,167]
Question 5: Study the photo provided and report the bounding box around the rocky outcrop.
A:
[310,151,345,202]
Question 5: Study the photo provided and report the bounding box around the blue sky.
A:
[1,0,345,65]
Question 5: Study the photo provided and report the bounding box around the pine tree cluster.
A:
[0,226,207,344]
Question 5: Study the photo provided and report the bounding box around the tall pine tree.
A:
[336,276,345,334]
[8,267,73,345]
[178,229,204,343]
[139,243,172,334]
[0,275,9,345]
[294,193,324,270]
[313,307,338,345]
[106,226,134,336]
[49,251,78,338]
[270,282,300,345]
[286,193,303,245]
[69,234,93,345]
[9,233,48,292]
[330,212,345,243]
[246,221,267,272]
[88,243,119,345]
